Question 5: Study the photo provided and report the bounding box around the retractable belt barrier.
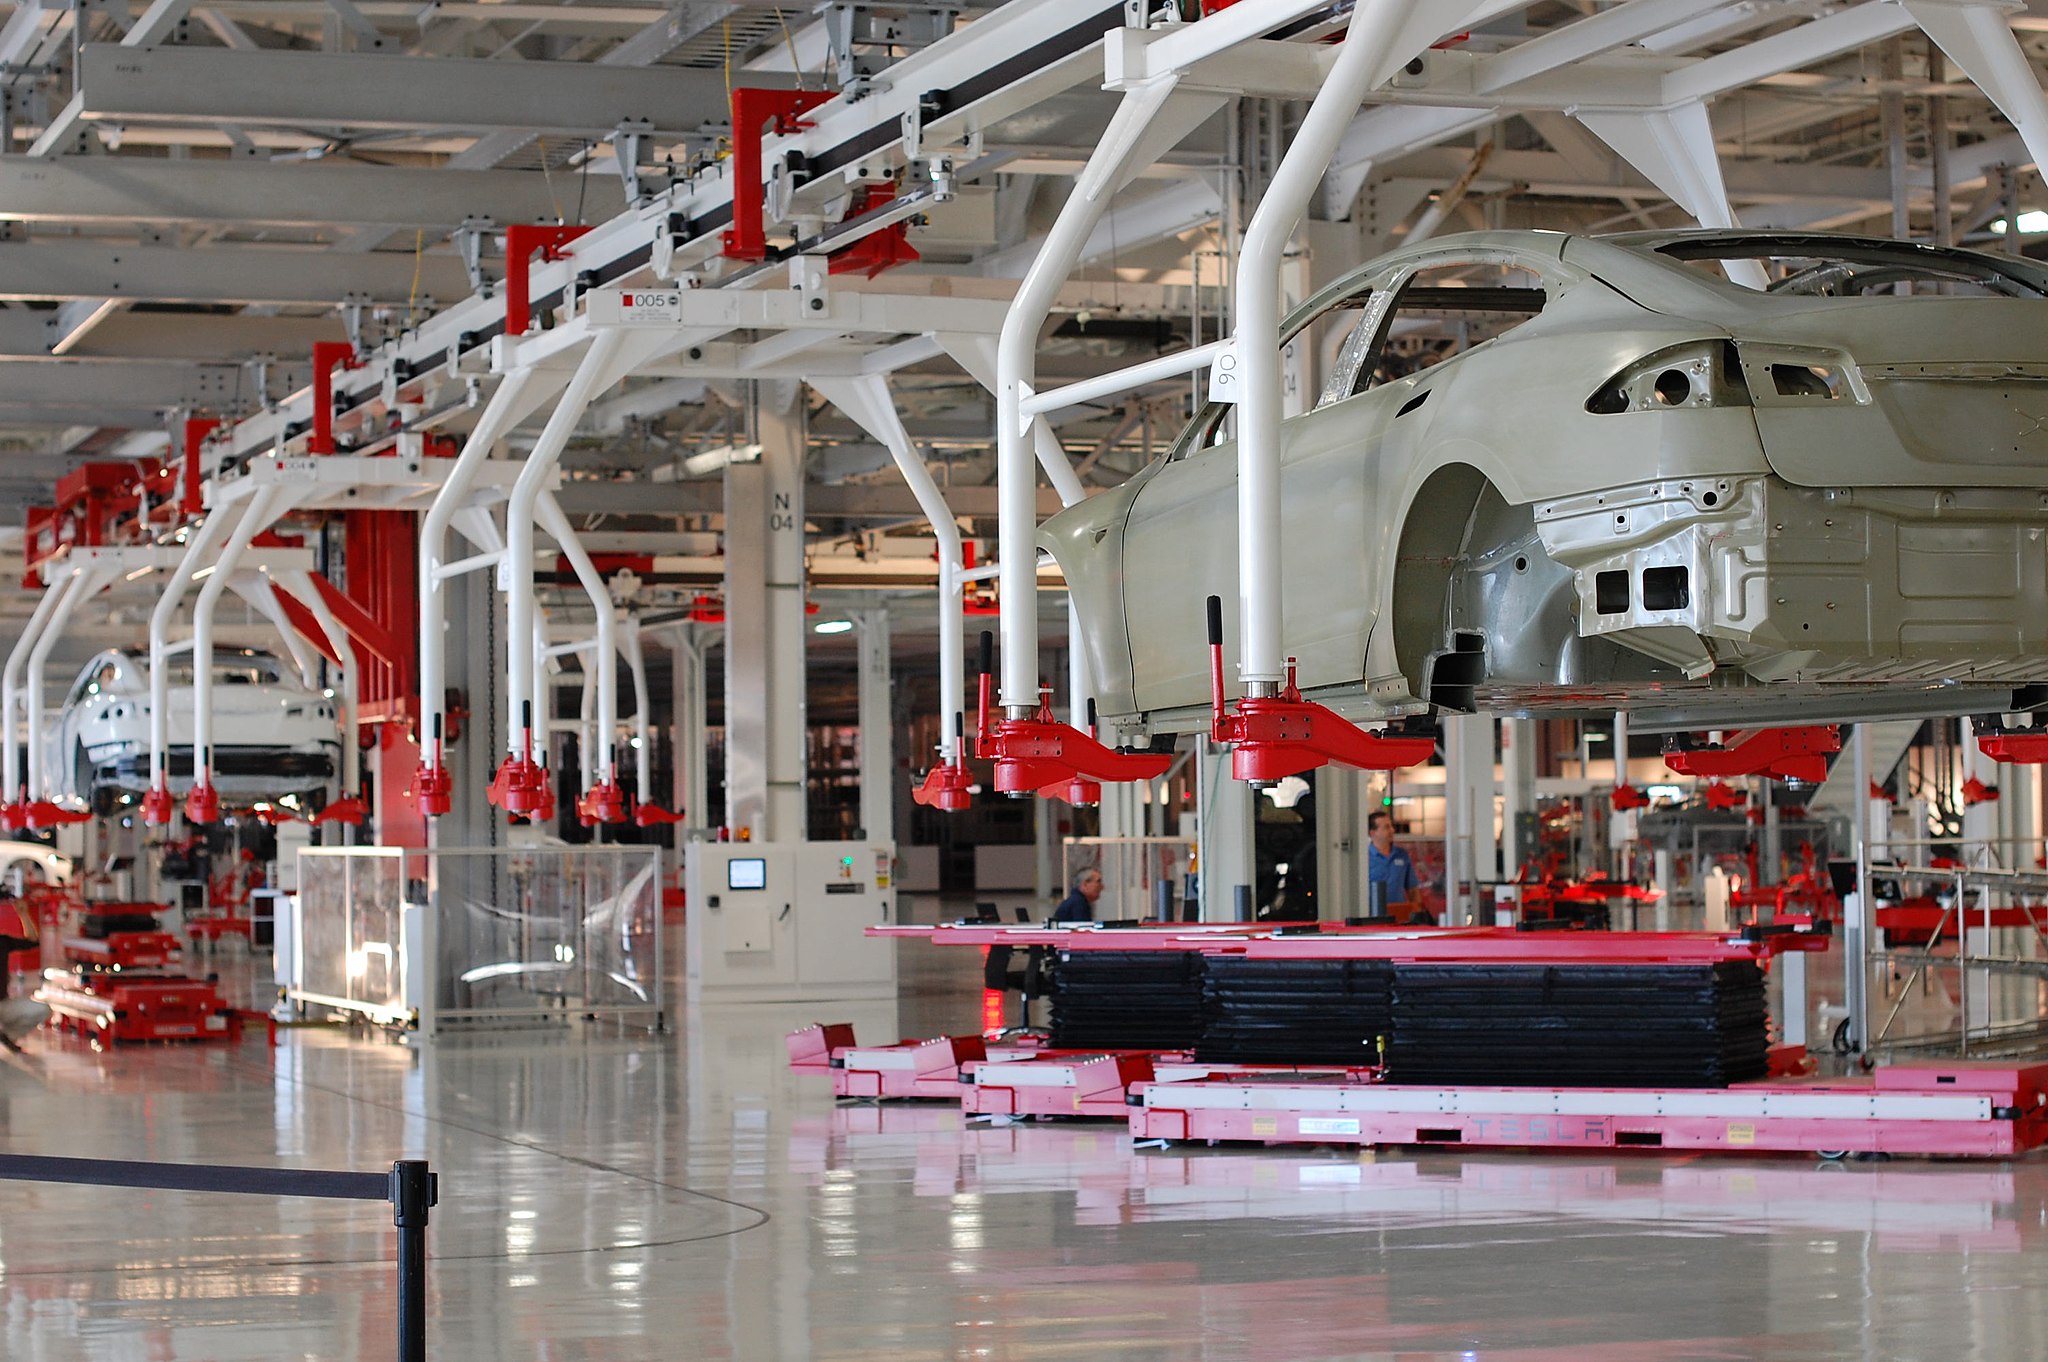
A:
[0,1153,437,1362]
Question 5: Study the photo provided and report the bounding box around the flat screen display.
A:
[726,857,768,891]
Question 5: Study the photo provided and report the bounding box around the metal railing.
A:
[0,1153,435,1362]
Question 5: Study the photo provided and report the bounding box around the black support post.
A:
[389,1159,437,1362]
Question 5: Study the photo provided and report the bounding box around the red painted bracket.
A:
[1978,727,2048,764]
[634,802,686,828]
[1703,782,1747,812]
[307,341,364,456]
[576,779,627,827]
[970,635,1168,802]
[0,796,26,832]
[312,796,368,826]
[23,800,90,830]
[1662,726,1839,784]
[184,778,220,826]
[181,416,221,516]
[1610,783,1650,812]
[504,223,593,338]
[1963,775,2000,806]
[914,714,974,811]
[1202,597,1432,784]
[722,88,834,262]
[827,183,921,279]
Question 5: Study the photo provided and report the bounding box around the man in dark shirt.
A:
[1053,868,1105,922]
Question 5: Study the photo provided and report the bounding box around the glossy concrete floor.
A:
[4,910,2048,1361]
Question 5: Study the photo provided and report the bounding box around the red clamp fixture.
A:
[141,782,175,827]
[971,632,1169,804]
[415,715,453,818]
[23,799,90,830]
[722,87,835,262]
[184,769,221,826]
[488,701,550,816]
[913,714,975,812]
[1204,596,1434,785]
[577,778,628,827]
[1703,781,1748,812]
[504,223,594,337]
[1976,722,2048,765]
[0,794,27,832]
[312,795,368,827]
[1610,784,1650,812]
[1963,775,2000,807]
[1661,726,1840,785]
[827,183,921,279]
[633,801,686,828]
[306,341,365,456]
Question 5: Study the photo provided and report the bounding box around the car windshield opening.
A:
[161,653,287,686]
[1652,235,2048,299]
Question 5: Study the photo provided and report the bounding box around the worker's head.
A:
[1076,868,1104,903]
[1368,810,1396,852]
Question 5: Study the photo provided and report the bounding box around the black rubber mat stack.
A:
[1384,961,1770,1087]
[1047,951,1206,1050]
[1195,958,1393,1065]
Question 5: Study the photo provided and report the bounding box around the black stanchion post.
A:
[389,1160,437,1362]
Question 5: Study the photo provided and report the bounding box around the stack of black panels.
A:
[1384,961,1770,1088]
[1196,958,1393,1066]
[1048,951,1206,1050]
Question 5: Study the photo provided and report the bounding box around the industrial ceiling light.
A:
[679,442,764,477]
[814,619,854,635]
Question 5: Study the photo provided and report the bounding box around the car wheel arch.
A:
[1388,463,1501,704]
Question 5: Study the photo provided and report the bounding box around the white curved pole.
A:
[1234,0,1441,690]
[279,568,362,798]
[418,365,555,775]
[538,490,618,788]
[576,651,597,789]
[3,576,76,800]
[149,506,243,801]
[507,331,627,759]
[623,618,653,798]
[233,573,322,690]
[25,567,102,801]
[993,77,1186,714]
[190,486,288,799]
[811,374,966,763]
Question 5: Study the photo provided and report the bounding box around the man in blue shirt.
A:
[1053,868,1104,922]
[1367,811,1417,911]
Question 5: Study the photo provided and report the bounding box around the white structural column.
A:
[1198,739,1255,920]
[1499,716,1537,880]
[536,490,621,794]
[1907,1,2048,179]
[724,390,808,840]
[622,620,654,804]
[1575,101,1772,289]
[1846,723,1873,1053]
[665,624,708,829]
[1442,713,1497,925]
[1315,765,1364,921]
[854,608,893,844]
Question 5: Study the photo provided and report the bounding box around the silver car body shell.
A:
[1039,229,2048,739]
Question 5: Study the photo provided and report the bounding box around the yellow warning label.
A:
[1252,1117,1278,1137]
[1727,1123,1756,1146]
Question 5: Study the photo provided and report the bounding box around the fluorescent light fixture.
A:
[680,442,764,477]
[1990,211,2048,234]
[814,619,853,635]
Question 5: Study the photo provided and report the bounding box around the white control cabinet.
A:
[684,841,899,1002]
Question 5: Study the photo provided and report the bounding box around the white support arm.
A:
[189,485,292,794]
[418,364,558,777]
[811,373,966,763]
[623,619,653,800]
[1235,0,1480,690]
[277,568,362,799]
[536,489,620,788]
[149,503,246,799]
[3,575,77,800]
[25,566,111,802]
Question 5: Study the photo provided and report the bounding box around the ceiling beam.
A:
[0,362,241,410]
[68,42,734,139]
[0,156,623,228]
[0,310,343,362]
[553,480,1067,519]
[0,239,474,306]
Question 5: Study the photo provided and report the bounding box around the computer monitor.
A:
[726,857,767,891]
